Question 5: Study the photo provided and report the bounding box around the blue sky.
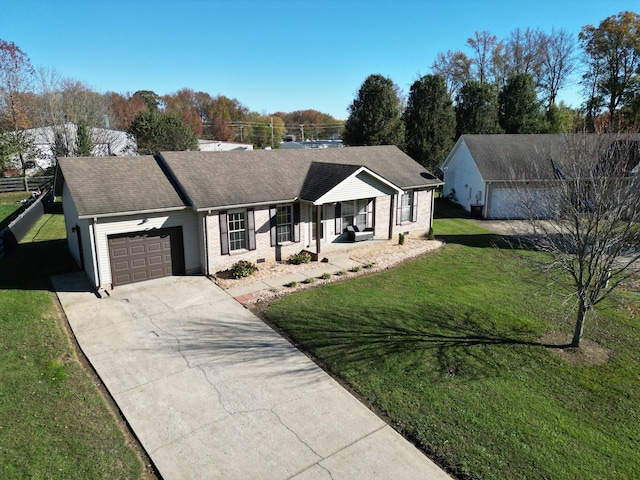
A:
[2,0,636,120]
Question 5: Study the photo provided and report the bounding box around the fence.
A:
[0,189,54,260]
[0,176,54,193]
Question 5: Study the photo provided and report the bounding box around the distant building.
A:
[17,123,137,173]
[198,140,253,152]
[280,139,344,150]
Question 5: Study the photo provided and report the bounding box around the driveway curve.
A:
[53,274,450,480]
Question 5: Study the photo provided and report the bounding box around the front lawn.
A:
[265,217,640,479]
[0,213,146,479]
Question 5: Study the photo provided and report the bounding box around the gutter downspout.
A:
[91,218,101,289]
[203,212,210,276]
[484,182,491,219]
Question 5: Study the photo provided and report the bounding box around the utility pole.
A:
[299,124,305,142]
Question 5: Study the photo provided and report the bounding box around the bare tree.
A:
[431,50,472,99]
[467,31,503,85]
[34,69,124,158]
[539,29,576,109]
[511,134,640,347]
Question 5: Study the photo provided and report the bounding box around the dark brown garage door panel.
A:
[108,227,185,286]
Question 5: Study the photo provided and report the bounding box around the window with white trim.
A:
[341,199,370,230]
[400,192,414,222]
[228,211,247,251]
[276,205,292,243]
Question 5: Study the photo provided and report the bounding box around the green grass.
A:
[266,214,640,479]
[0,213,145,479]
[0,192,30,230]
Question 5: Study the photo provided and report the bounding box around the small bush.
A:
[427,227,435,240]
[399,233,405,245]
[303,277,315,284]
[351,265,362,273]
[229,260,258,279]
[364,262,374,269]
[287,251,312,265]
[336,270,347,276]
[286,281,298,288]
[320,272,332,280]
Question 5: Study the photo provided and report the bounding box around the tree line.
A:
[1,11,638,171]
[0,40,344,170]
[343,11,640,171]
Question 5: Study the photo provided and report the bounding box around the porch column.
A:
[388,195,395,239]
[315,204,322,256]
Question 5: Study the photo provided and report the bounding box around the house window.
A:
[341,199,370,230]
[219,209,255,255]
[400,193,414,222]
[397,191,418,224]
[228,211,247,251]
[276,205,292,243]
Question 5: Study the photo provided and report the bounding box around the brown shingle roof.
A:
[58,156,188,218]
[460,134,563,181]
[460,134,640,181]
[160,146,441,210]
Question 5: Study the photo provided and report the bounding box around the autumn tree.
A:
[403,74,455,171]
[510,133,640,347]
[163,88,203,138]
[210,118,236,141]
[343,74,405,147]
[0,39,36,172]
[107,91,146,130]
[580,11,640,130]
[455,80,502,136]
[499,73,544,133]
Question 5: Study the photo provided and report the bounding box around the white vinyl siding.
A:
[94,209,200,287]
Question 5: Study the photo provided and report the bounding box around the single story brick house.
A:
[56,146,442,288]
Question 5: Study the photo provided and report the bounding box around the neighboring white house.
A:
[56,146,442,289]
[20,123,137,172]
[442,134,575,219]
[442,134,640,219]
[197,140,253,151]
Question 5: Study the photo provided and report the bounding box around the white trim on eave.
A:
[77,205,188,220]
[313,166,404,205]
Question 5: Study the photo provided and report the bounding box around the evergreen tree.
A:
[498,73,543,133]
[455,80,502,136]
[75,120,93,156]
[343,74,405,147]
[129,110,198,154]
[403,74,456,171]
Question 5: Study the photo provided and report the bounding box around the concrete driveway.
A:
[53,274,451,480]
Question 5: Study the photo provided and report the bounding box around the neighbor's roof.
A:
[160,145,441,210]
[57,156,187,218]
[459,134,565,181]
[457,134,640,182]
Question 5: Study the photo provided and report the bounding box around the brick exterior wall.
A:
[206,189,435,273]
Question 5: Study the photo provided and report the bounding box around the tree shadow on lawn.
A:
[277,303,566,383]
[0,239,78,291]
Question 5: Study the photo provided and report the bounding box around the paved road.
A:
[53,273,451,480]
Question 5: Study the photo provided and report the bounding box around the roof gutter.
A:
[78,205,188,220]
[194,198,298,212]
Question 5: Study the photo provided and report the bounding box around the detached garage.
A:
[56,156,201,289]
